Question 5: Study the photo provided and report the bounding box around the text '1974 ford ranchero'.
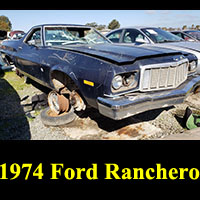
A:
[1,24,200,126]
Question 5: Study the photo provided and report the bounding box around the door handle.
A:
[18,46,22,50]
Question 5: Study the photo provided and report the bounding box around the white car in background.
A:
[106,27,200,73]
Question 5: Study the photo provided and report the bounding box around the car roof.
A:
[117,26,157,29]
[9,30,25,37]
[32,24,91,29]
[184,30,200,32]
[106,26,159,34]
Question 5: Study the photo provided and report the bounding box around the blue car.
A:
[0,24,200,123]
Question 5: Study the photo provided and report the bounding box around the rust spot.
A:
[117,124,144,137]
[47,109,59,117]
[47,109,70,117]
[58,94,70,113]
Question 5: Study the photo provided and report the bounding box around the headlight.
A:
[112,72,139,91]
[189,61,197,72]
[123,73,138,87]
[112,75,123,90]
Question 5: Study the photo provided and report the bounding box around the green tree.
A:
[162,27,167,31]
[0,16,12,31]
[191,24,195,29]
[85,22,98,28]
[182,25,187,30]
[108,19,120,30]
[96,24,106,30]
[196,25,200,30]
[85,22,106,30]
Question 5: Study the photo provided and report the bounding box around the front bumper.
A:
[97,75,200,120]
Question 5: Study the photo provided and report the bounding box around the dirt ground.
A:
[1,70,200,140]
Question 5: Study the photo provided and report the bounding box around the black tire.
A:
[40,106,76,126]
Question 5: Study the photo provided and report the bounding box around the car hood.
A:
[158,41,200,53]
[55,43,181,65]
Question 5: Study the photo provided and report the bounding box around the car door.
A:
[15,27,48,85]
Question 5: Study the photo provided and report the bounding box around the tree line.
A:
[1,15,200,32]
[0,15,120,32]
[159,24,200,31]
[85,19,120,30]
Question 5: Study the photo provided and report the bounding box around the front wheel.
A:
[40,90,76,126]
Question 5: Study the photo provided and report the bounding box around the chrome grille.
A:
[140,60,188,91]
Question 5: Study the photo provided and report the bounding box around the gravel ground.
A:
[1,70,200,140]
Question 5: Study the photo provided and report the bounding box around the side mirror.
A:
[135,38,148,44]
[27,39,36,46]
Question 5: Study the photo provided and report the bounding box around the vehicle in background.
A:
[1,24,200,122]
[8,30,25,40]
[99,28,111,35]
[183,30,200,41]
[106,26,200,74]
[171,31,199,42]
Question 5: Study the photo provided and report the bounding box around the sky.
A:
[1,10,200,32]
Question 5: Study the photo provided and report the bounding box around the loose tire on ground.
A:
[40,106,76,126]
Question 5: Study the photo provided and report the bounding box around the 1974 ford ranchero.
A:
[1,24,200,125]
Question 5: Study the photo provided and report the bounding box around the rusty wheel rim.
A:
[48,91,69,115]
[58,94,69,113]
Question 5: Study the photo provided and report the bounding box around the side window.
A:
[176,33,183,39]
[122,29,149,43]
[25,28,42,46]
[107,30,122,43]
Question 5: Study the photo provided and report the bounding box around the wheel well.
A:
[50,70,87,111]
[1,53,13,65]
[51,70,78,92]
[5,55,13,65]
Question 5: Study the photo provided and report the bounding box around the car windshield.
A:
[44,26,110,46]
[141,28,184,43]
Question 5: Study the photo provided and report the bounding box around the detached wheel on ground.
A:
[40,106,76,126]
[40,90,76,126]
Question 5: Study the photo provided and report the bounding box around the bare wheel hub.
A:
[48,91,69,115]
[70,91,86,111]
